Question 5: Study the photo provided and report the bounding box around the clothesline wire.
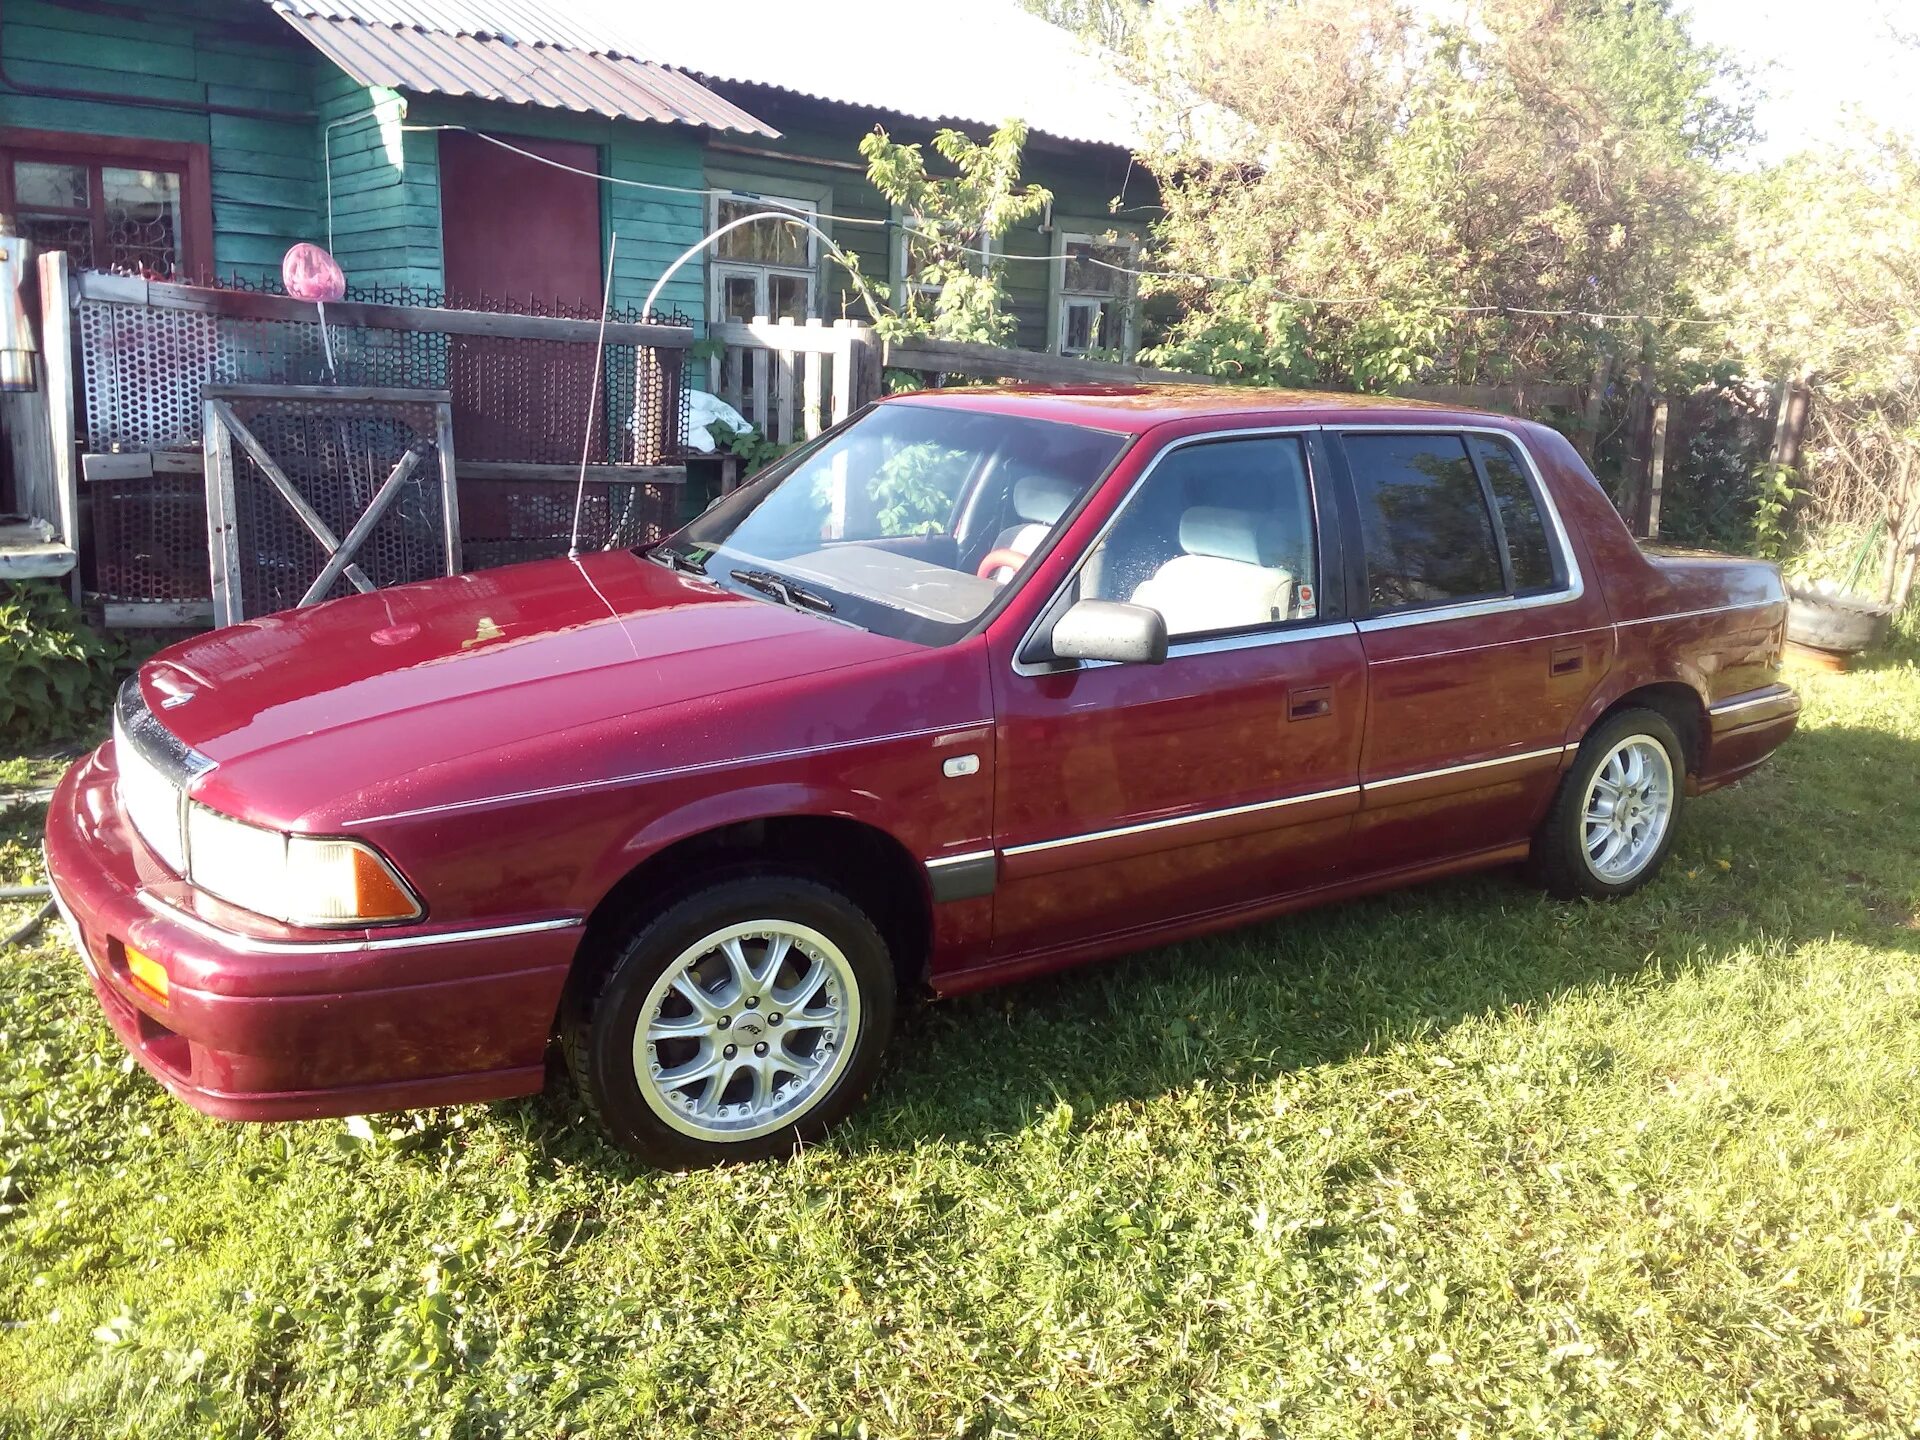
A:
[410,124,1727,330]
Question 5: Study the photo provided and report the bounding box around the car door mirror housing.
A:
[1048,600,1169,666]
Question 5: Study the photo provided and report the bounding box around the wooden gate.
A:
[201,384,459,626]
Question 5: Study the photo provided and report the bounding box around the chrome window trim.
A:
[1003,783,1360,857]
[925,849,996,870]
[1334,424,1586,632]
[1010,424,1329,678]
[135,891,581,955]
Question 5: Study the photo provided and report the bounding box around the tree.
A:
[848,121,1052,346]
[1132,0,1751,395]
[1017,0,1147,53]
[1713,131,1920,606]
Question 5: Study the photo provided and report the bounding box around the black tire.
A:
[562,872,895,1167]
[1530,707,1685,901]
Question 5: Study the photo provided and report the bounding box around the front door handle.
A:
[1551,646,1584,677]
[1288,685,1332,721]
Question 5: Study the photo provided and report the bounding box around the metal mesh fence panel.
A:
[76,279,693,610]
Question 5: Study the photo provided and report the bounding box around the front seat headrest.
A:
[1178,505,1285,567]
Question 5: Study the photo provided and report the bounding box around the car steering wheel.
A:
[975,547,1029,583]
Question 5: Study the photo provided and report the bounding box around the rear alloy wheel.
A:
[564,875,895,1166]
[1531,707,1685,900]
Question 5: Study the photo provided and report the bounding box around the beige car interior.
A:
[1128,505,1296,635]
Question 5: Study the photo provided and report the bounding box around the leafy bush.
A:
[0,582,125,747]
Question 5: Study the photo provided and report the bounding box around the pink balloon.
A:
[282,243,345,303]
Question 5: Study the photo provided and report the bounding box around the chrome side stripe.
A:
[1709,687,1792,716]
[1364,744,1567,791]
[137,893,581,954]
[1002,784,1360,858]
[1617,601,1778,626]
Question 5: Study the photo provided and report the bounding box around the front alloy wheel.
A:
[564,873,895,1166]
[635,920,860,1142]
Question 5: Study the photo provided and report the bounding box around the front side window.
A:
[9,156,185,275]
[1344,433,1506,613]
[668,403,1128,645]
[1081,435,1319,640]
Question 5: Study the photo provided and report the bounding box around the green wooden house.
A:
[0,0,1160,356]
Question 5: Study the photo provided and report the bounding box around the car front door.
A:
[1329,426,1614,872]
[985,428,1367,961]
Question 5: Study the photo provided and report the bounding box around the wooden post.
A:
[1646,394,1668,540]
[1769,373,1812,471]
[801,318,824,439]
[844,320,881,411]
[37,251,78,595]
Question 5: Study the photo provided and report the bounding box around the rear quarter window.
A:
[1471,435,1561,593]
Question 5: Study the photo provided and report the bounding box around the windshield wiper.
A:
[730,568,837,614]
[651,544,708,576]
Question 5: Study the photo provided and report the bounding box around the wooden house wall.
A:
[0,0,320,284]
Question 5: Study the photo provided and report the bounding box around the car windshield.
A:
[661,402,1130,645]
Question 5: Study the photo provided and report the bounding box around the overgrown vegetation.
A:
[849,121,1051,346]
[2,651,1918,1436]
[0,582,123,748]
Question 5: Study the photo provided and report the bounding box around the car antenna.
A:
[567,231,618,560]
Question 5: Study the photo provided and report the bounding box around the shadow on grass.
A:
[510,716,1920,1172]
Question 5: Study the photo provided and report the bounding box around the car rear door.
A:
[985,427,1367,959]
[1328,425,1614,872]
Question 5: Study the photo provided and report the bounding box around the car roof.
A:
[880,384,1528,437]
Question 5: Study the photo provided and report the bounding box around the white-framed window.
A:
[709,190,817,325]
[891,209,992,311]
[1051,229,1139,358]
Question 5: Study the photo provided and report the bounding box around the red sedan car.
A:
[46,388,1800,1165]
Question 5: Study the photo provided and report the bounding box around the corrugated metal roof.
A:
[569,0,1166,152]
[275,0,1162,153]
[270,1,777,135]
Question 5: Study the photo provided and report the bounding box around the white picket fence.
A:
[707,318,879,446]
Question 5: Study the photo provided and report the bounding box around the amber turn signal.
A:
[124,945,169,1003]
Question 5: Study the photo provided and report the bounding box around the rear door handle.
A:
[1288,685,1332,721]
[1551,646,1584,677]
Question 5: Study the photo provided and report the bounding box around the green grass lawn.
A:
[2,654,1917,1440]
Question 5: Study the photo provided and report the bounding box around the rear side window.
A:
[1344,433,1504,612]
[1472,436,1559,593]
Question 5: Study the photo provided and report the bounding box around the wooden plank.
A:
[802,319,824,440]
[886,333,1203,387]
[830,323,853,425]
[1647,395,1669,541]
[203,383,452,405]
[751,344,770,435]
[202,399,239,628]
[82,451,203,479]
[1,370,56,529]
[0,539,77,579]
[434,403,462,577]
[710,319,849,355]
[456,462,688,484]
[774,320,796,445]
[37,252,78,597]
[207,399,375,595]
[74,273,694,349]
[102,600,212,628]
[721,346,743,416]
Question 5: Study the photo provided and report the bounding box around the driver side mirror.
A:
[1047,599,1168,666]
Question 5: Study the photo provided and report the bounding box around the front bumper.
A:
[43,745,582,1121]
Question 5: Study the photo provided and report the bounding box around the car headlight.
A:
[185,803,422,927]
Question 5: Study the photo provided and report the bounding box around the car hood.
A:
[138,551,919,824]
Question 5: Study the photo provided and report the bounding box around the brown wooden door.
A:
[438,132,606,464]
